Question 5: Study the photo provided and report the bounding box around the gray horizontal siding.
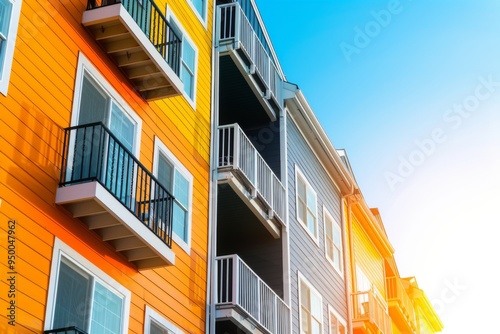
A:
[286,113,348,333]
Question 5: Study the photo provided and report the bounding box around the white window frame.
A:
[153,136,193,254]
[166,8,198,109]
[186,0,207,28]
[144,305,184,334]
[71,53,142,158]
[0,0,22,96]
[328,305,347,334]
[295,166,319,244]
[323,206,343,277]
[44,238,131,334]
[298,272,323,334]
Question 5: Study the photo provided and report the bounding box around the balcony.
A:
[82,0,183,101]
[217,124,286,238]
[386,276,417,333]
[215,255,290,334]
[56,123,175,270]
[352,289,392,334]
[216,2,282,121]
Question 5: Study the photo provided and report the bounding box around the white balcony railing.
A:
[352,289,392,334]
[216,2,282,109]
[218,124,286,224]
[216,255,290,334]
[386,276,417,329]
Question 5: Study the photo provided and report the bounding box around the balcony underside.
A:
[83,4,183,101]
[56,181,175,270]
[218,52,278,125]
[388,302,416,333]
[218,170,281,238]
[352,320,378,334]
[216,308,267,334]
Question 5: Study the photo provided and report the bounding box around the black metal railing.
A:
[44,327,87,334]
[59,122,174,247]
[87,0,181,75]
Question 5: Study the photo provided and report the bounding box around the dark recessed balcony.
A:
[216,1,283,121]
[83,0,183,101]
[217,124,286,238]
[56,122,175,270]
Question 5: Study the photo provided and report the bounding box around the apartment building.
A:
[0,0,213,332]
[209,0,288,333]
[208,1,443,334]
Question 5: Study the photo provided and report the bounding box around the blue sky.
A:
[255,0,500,332]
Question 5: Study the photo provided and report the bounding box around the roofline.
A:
[284,87,355,196]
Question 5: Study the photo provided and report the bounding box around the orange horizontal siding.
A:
[1,0,212,333]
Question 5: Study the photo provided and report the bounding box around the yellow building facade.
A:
[345,193,444,334]
[0,0,213,333]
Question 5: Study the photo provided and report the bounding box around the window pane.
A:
[326,239,334,260]
[300,307,310,334]
[173,202,187,241]
[307,212,316,235]
[174,170,189,207]
[182,41,195,71]
[310,291,321,318]
[306,188,316,213]
[311,319,321,334]
[53,259,91,331]
[333,225,341,246]
[297,177,306,199]
[150,320,170,334]
[298,201,306,223]
[181,63,194,98]
[330,315,337,334]
[325,216,332,238]
[0,0,12,37]
[334,249,340,268]
[91,282,123,334]
[78,75,108,125]
[158,155,173,191]
[110,103,135,152]
[300,282,309,307]
[191,0,204,18]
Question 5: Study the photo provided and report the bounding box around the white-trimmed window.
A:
[45,239,131,334]
[187,0,207,25]
[144,306,184,334]
[324,207,343,275]
[72,54,142,155]
[299,273,322,334]
[0,0,21,96]
[328,306,346,334]
[67,54,142,202]
[154,137,193,253]
[167,10,198,107]
[295,166,318,242]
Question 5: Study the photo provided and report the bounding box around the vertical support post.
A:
[232,255,238,306]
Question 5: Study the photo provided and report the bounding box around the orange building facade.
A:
[0,0,213,333]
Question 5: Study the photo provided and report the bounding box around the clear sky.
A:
[255,0,500,332]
